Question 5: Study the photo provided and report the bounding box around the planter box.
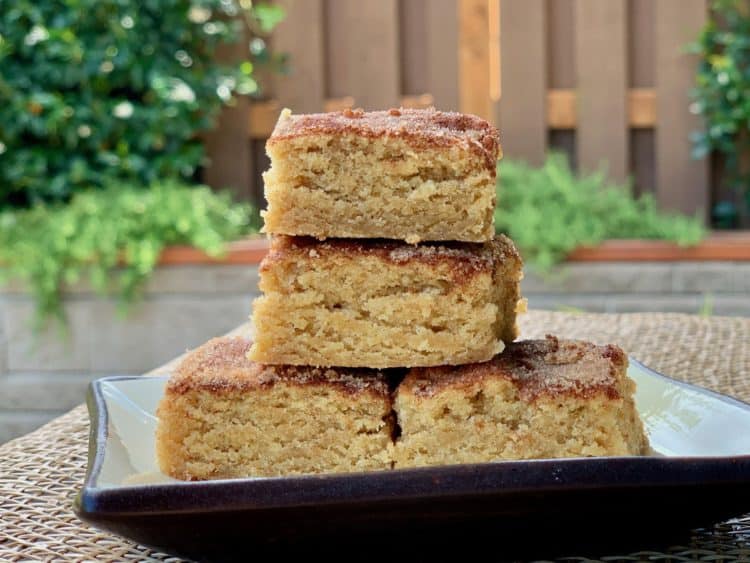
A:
[1,234,748,444]
[567,232,750,262]
[529,232,750,315]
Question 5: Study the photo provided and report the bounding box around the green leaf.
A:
[0,0,285,209]
[690,0,750,219]
[252,3,286,33]
[496,153,705,271]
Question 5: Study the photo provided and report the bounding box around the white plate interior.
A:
[92,362,750,488]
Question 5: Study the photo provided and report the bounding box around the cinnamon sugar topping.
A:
[268,107,501,169]
[261,235,520,283]
[404,336,628,401]
[342,107,364,119]
[167,336,389,397]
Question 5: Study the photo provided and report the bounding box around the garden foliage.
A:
[496,154,706,270]
[691,0,750,225]
[0,181,260,326]
[0,0,284,209]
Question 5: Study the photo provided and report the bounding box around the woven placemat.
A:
[1,311,749,562]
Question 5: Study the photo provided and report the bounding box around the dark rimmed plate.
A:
[74,360,750,561]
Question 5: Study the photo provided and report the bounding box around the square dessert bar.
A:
[249,235,525,369]
[262,107,501,244]
[393,336,649,468]
[156,337,394,480]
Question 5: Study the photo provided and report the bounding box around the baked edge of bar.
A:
[267,107,501,169]
[260,235,520,283]
[399,336,630,403]
[165,336,390,398]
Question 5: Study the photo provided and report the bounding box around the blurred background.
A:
[0,0,748,442]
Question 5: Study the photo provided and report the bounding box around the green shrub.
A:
[690,0,750,226]
[0,0,284,209]
[496,154,706,270]
[0,181,260,326]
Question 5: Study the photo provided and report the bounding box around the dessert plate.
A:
[75,360,750,561]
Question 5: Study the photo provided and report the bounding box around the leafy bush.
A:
[690,0,750,226]
[496,154,706,270]
[0,0,284,209]
[0,182,260,326]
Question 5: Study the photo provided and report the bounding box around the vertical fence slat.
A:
[575,0,628,181]
[459,0,492,121]
[204,32,252,200]
[547,0,576,167]
[629,0,655,88]
[273,0,325,113]
[628,0,655,196]
[204,101,253,200]
[655,0,708,219]
[400,0,428,95]
[498,0,546,165]
[547,0,575,89]
[426,0,459,110]
[325,0,400,109]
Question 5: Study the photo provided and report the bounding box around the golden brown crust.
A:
[261,235,520,284]
[488,234,523,269]
[401,336,628,402]
[167,336,389,397]
[268,107,501,170]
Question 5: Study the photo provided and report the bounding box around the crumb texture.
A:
[393,336,649,468]
[248,235,524,368]
[262,108,500,243]
[156,337,393,480]
[167,336,389,396]
[270,107,501,168]
[156,337,649,480]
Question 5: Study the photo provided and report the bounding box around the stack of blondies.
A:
[156,108,648,481]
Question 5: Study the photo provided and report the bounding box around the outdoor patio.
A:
[1,0,749,560]
[1,0,749,444]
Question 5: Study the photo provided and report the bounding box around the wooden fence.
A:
[204,0,712,221]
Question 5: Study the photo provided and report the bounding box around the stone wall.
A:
[1,260,748,444]
[523,262,750,316]
[0,264,261,443]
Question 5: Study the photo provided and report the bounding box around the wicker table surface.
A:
[1,310,749,562]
